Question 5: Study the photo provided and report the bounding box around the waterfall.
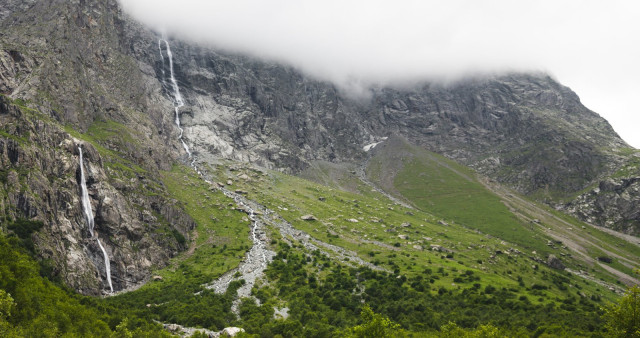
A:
[79,145,114,293]
[158,39,166,91]
[96,238,113,293]
[159,36,192,158]
[79,146,95,237]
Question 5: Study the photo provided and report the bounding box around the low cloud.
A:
[119,0,640,146]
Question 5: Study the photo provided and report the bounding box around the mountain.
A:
[1,0,639,336]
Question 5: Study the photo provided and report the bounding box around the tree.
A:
[440,321,507,338]
[604,285,640,337]
[340,305,403,338]
[0,290,16,337]
[112,318,133,338]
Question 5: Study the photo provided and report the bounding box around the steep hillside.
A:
[2,0,638,234]
[0,94,196,295]
[560,149,640,235]
[0,0,196,294]
[167,43,628,195]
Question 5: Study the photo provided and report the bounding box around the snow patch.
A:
[362,137,388,152]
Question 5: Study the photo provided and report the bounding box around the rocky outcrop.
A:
[547,254,565,270]
[4,0,624,213]
[563,177,640,235]
[163,40,627,193]
[0,96,196,294]
[159,34,635,232]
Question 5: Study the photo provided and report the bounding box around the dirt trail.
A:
[585,223,640,246]
[186,230,198,256]
[566,268,625,294]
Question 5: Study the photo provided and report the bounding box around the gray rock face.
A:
[564,177,640,235]
[0,0,37,23]
[161,40,626,193]
[1,0,628,194]
[0,97,196,294]
[157,33,637,231]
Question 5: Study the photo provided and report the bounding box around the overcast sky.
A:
[120,0,640,148]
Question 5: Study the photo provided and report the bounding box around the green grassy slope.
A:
[366,137,639,288]
[3,101,638,335]
[5,153,635,336]
[196,160,631,335]
[367,137,550,254]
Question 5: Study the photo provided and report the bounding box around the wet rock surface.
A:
[205,189,276,314]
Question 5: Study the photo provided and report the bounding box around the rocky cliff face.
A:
[0,96,196,294]
[562,159,640,236]
[0,0,637,294]
[166,42,626,194]
[0,0,196,295]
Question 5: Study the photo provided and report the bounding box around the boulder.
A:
[222,327,245,336]
[597,256,613,263]
[301,214,317,221]
[547,254,565,270]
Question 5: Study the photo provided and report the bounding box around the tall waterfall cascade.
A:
[159,36,191,158]
[158,36,212,184]
[79,145,114,294]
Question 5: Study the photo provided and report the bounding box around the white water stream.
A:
[159,36,191,157]
[79,145,113,293]
[205,189,275,314]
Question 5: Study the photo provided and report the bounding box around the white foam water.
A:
[79,145,113,293]
[159,36,192,158]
